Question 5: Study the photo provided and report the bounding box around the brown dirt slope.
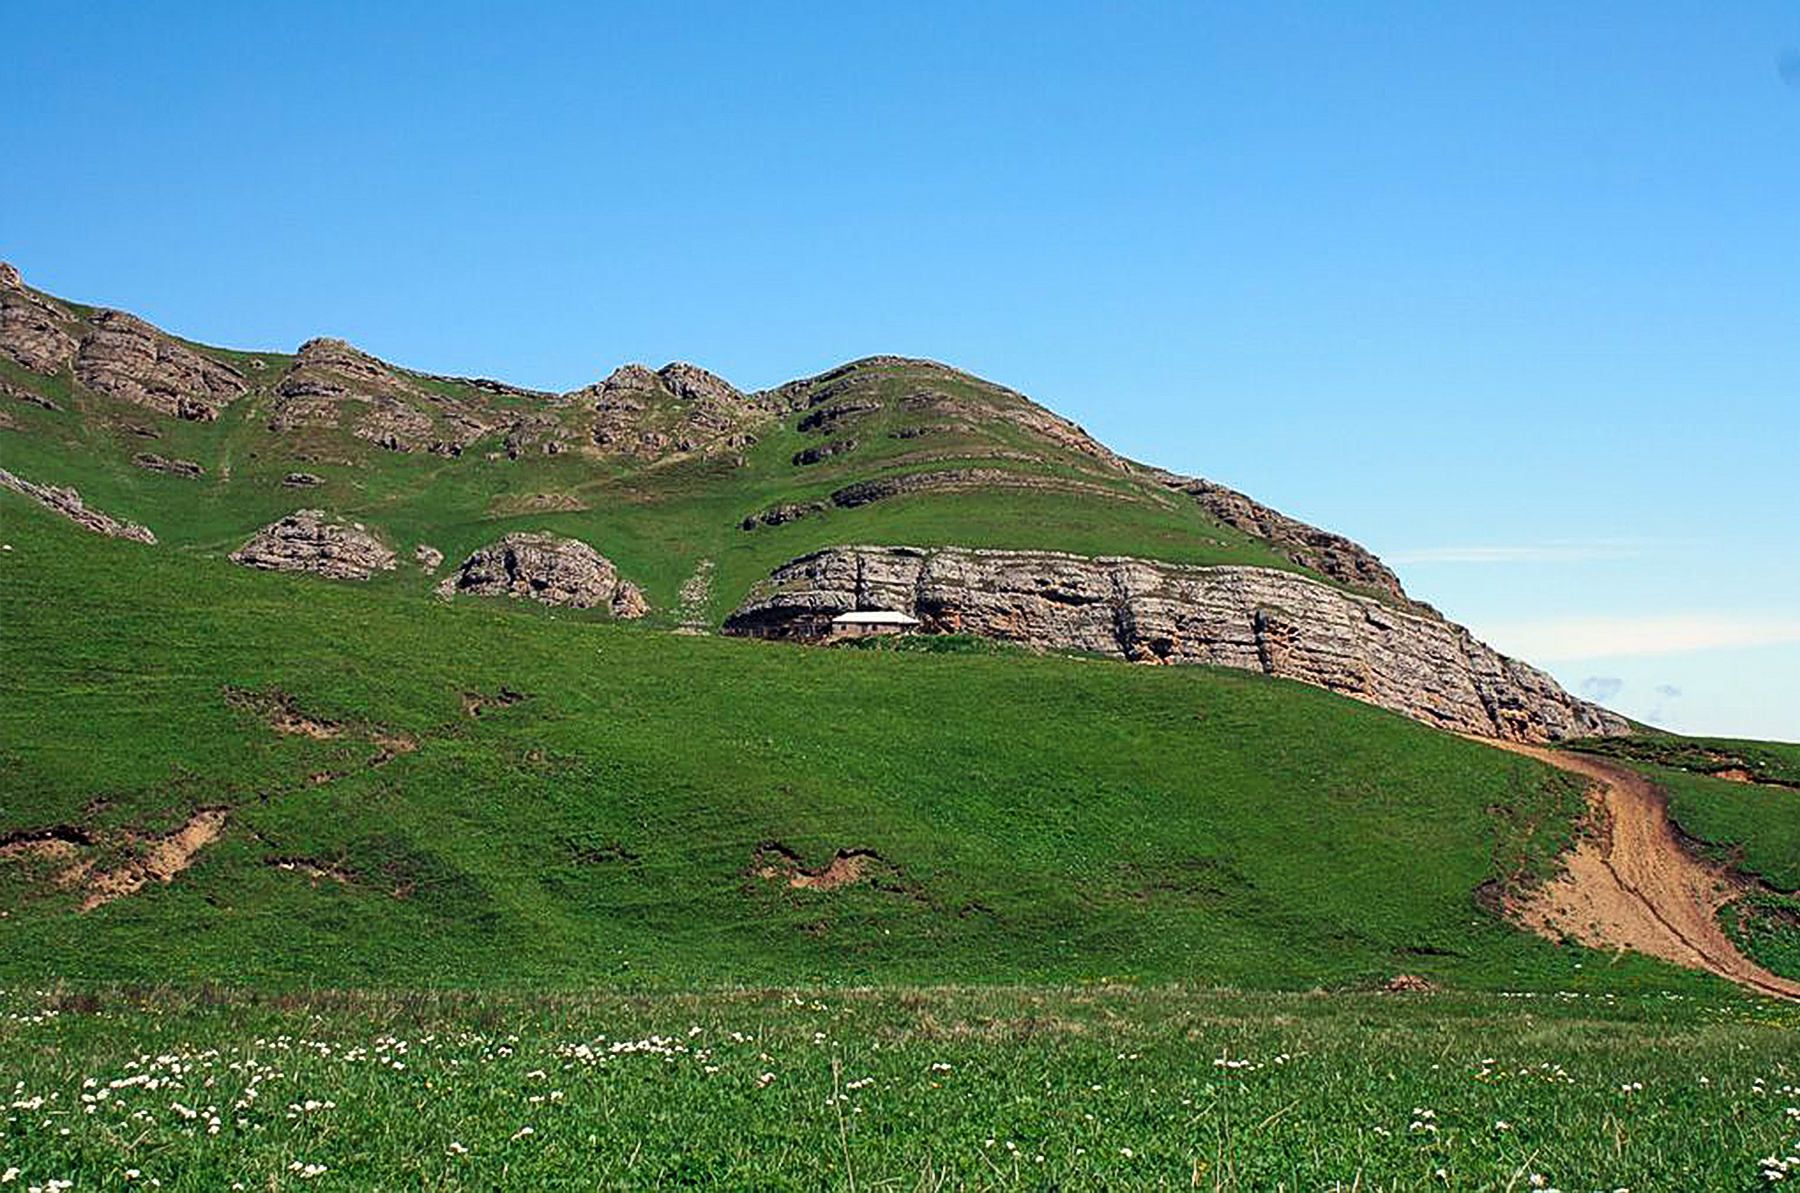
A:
[1480,739,1800,1000]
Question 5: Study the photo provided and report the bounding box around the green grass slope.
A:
[0,494,1719,995]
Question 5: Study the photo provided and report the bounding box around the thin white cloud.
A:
[1482,613,1800,661]
[1388,542,1647,565]
[1578,676,1623,701]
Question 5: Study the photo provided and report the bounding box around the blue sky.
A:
[6,1,1797,739]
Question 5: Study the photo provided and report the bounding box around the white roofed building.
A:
[828,609,921,639]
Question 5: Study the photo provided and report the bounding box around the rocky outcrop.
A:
[131,453,204,479]
[574,361,762,460]
[282,472,324,488]
[760,356,1128,472]
[890,423,958,440]
[229,511,397,580]
[72,311,244,420]
[1146,470,1415,607]
[413,372,556,401]
[741,501,829,531]
[2,376,61,411]
[0,468,157,544]
[71,310,247,421]
[657,361,742,406]
[793,439,857,467]
[835,468,1145,510]
[0,262,79,374]
[271,338,497,453]
[724,545,1629,743]
[502,414,571,459]
[741,468,1152,531]
[438,533,647,617]
[797,401,880,434]
[414,544,444,572]
[289,337,403,390]
[354,400,436,452]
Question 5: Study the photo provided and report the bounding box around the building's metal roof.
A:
[831,610,921,625]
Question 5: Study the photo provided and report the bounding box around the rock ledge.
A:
[0,468,157,544]
[724,545,1628,743]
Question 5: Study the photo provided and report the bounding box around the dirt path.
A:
[1478,739,1800,1000]
[675,558,716,635]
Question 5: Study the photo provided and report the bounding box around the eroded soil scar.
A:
[753,842,897,892]
[1479,738,1800,1001]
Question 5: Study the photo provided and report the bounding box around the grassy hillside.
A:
[0,493,1712,994]
[1,267,1423,635]
[6,268,1797,1000]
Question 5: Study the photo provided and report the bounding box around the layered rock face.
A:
[573,361,762,459]
[229,511,397,580]
[0,263,79,373]
[2,264,247,420]
[131,453,204,479]
[0,468,157,544]
[74,311,248,421]
[724,546,1629,743]
[439,533,647,617]
[1144,469,1416,607]
[271,337,497,454]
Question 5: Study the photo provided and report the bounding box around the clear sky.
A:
[6,2,1797,740]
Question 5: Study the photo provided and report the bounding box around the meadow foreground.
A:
[2,984,1796,1191]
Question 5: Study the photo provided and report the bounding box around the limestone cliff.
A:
[723,545,1628,743]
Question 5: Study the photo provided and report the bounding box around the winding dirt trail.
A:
[1478,739,1800,1000]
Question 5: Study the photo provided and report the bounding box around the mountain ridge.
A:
[0,261,1621,742]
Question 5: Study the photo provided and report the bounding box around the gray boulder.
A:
[439,533,647,617]
[230,510,397,580]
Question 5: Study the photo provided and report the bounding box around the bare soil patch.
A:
[80,808,229,911]
[225,687,342,739]
[462,688,527,718]
[224,686,416,764]
[4,810,230,912]
[753,843,894,892]
[0,826,95,859]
